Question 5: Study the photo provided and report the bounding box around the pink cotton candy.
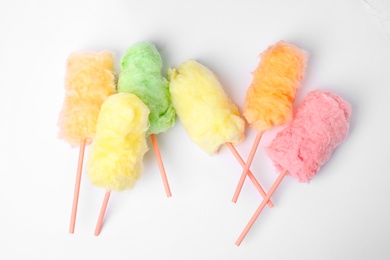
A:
[266,90,351,183]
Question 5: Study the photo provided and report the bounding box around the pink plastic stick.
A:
[150,134,172,198]
[232,131,263,203]
[94,190,111,236]
[69,139,86,234]
[226,143,274,208]
[235,169,288,246]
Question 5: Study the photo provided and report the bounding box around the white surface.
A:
[364,0,390,38]
[0,0,389,259]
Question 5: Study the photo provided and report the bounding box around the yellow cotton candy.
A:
[58,51,116,147]
[169,60,245,154]
[86,93,150,191]
[243,41,307,132]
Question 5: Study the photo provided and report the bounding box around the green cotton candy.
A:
[118,42,176,135]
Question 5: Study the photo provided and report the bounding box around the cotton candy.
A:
[58,51,116,146]
[86,93,150,191]
[266,90,351,183]
[244,41,307,132]
[169,60,245,154]
[117,42,175,135]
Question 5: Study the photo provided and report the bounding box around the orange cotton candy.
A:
[58,51,116,146]
[243,41,307,132]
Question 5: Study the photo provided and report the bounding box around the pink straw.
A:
[69,138,86,234]
[226,143,273,208]
[94,190,111,236]
[232,132,263,203]
[235,169,288,246]
[150,134,172,197]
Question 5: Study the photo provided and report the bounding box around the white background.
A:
[0,0,389,259]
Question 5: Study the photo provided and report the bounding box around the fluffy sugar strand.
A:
[86,93,150,191]
[58,51,116,146]
[169,60,245,154]
[118,42,175,135]
[266,90,351,182]
[244,41,307,132]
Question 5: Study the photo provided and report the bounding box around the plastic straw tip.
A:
[69,225,75,234]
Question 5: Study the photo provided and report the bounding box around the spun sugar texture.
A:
[86,93,150,191]
[57,51,116,146]
[266,90,351,182]
[117,42,175,135]
[244,41,307,132]
[169,60,245,154]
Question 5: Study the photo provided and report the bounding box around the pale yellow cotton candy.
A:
[169,60,245,154]
[86,93,150,191]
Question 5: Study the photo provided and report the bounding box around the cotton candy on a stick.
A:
[118,42,175,197]
[233,41,308,203]
[86,93,150,235]
[57,51,116,233]
[169,60,274,207]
